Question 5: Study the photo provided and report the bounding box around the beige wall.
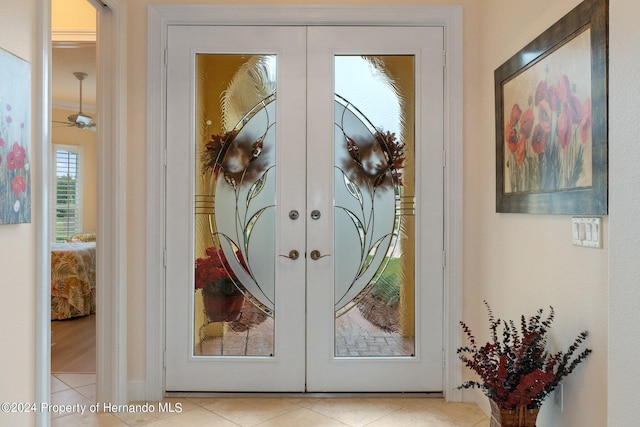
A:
[607,0,640,423]
[468,0,608,425]
[0,0,36,425]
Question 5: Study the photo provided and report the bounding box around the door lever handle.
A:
[279,250,300,260]
[310,250,330,260]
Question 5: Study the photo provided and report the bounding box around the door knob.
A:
[310,250,330,260]
[280,250,299,260]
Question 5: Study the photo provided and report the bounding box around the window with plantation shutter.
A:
[54,145,82,242]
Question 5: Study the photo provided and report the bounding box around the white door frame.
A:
[147,5,463,401]
[36,1,128,425]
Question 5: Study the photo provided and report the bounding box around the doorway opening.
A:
[50,0,98,400]
[37,0,127,423]
[148,4,463,401]
[164,24,445,393]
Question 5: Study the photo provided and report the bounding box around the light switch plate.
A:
[572,217,602,248]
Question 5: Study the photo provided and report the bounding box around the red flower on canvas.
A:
[519,108,535,139]
[508,104,522,127]
[6,142,26,170]
[557,109,572,148]
[534,80,547,106]
[537,100,552,133]
[557,75,572,104]
[516,137,526,165]
[505,125,518,153]
[531,124,548,154]
[12,176,26,195]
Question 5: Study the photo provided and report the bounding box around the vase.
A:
[489,400,539,427]
[202,293,245,323]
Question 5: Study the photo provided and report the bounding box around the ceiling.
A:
[52,44,96,113]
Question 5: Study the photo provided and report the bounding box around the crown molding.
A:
[52,28,96,45]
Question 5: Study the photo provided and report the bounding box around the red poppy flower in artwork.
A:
[516,136,526,165]
[580,98,592,143]
[534,80,547,106]
[505,124,518,154]
[12,176,26,195]
[6,143,26,170]
[508,104,522,127]
[519,108,535,139]
[0,136,5,147]
[569,95,583,125]
[531,124,549,154]
[537,100,552,133]
[557,109,572,148]
[558,75,572,104]
[547,86,561,112]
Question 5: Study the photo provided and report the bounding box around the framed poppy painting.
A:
[0,47,31,224]
[495,0,608,214]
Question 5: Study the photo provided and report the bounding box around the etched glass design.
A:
[334,56,416,357]
[194,55,276,357]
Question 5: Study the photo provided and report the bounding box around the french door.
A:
[165,25,444,392]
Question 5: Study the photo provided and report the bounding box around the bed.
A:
[51,239,96,320]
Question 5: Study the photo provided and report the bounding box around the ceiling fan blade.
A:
[53,72,96,131]
[52,120,74,127]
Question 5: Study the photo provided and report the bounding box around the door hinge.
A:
[442,349,446,368]
[163,349,167,368]
[163,249,167,268]
[442,251,447,269]
[442,150,447,168]
[164,48,168,67]
[442,50,447,68]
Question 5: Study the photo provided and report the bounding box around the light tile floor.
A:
[52,374,490,427]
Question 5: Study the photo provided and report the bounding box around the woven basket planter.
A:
[489,400,539,427]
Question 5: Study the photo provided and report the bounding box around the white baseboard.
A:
[128,380,148,402]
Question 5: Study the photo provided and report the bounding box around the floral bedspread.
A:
[51,242,96,320]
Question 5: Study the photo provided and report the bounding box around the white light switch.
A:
[572,217,602,248]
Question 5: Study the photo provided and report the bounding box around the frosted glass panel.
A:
[194,55,276,357]
[334,56,416,357]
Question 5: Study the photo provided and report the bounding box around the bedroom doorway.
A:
[164,24,445,392]
[50,0,98,403]
[41,0,127,417]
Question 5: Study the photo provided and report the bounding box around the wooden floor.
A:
[51,314,96,373]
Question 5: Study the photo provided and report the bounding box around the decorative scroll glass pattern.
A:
[334,56,416,357]
[194,55,276,357]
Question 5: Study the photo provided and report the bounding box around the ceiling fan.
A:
[53,71,96,131]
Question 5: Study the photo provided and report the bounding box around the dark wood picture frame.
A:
[495,0,608,214]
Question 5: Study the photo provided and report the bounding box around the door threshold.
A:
[165,391,444,399]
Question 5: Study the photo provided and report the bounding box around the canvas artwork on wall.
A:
[495,0,608,214]
[0,47,31,224]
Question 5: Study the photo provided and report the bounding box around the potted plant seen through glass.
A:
[195,246,245,323]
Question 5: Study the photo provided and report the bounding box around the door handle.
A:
[280,249,300,260]
[310,250,330,260]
